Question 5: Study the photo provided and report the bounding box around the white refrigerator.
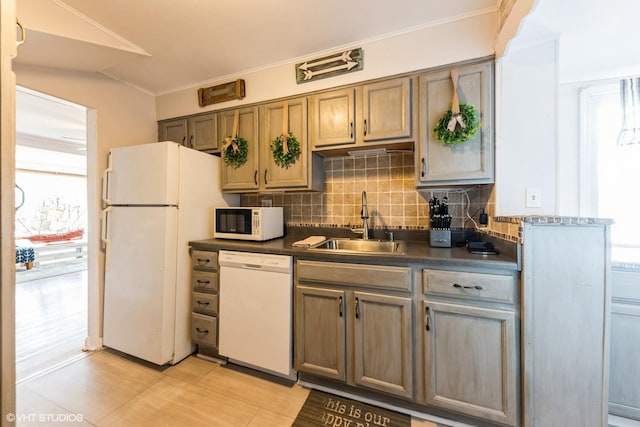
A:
[101,141,238,365]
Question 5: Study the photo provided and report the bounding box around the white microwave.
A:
[214,207,284,241]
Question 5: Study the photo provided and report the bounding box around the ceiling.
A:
[15,0,499,96]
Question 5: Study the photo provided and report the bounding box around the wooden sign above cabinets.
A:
[296,48,363,84]
[198,79,246,107]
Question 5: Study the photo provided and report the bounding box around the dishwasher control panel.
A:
[218,250,292,273]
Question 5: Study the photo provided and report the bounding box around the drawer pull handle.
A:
[195,327,209,335]
[355,297,360,319]
[338,296,343,317]
[196,301,210,306]
[453,283,483,291]
[196,280,210,285]
[197,258,210,265]
[350,122,353,139]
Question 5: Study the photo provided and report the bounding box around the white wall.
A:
[14,62,157,348]
[156,12,497,119]
[495,40,558,215]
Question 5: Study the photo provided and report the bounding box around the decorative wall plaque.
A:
[295,48,363,84]
[198,79,246,107]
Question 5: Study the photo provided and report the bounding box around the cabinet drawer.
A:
[192,271,218,293]
[191,312,217,347]
[297,260,411,291]
[191,250,218,270]
[192,292,218,315]
[422,269,516,304]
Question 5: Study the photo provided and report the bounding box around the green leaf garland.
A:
[271,132,301,168]
[222,136,248,168]
[433,102,479,146]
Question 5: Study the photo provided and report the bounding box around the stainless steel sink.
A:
[308,238,406,255]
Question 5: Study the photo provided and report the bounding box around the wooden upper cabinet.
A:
[261,97,318,191]
[158,113,218,152]
[158,118,188,146]
[310,88,356,147]
[362,77,412,142]
[218,107,260,192]
[261,98,307,189]
[311,77,413,151]
[417,60,494,186]
[188,113,218,151]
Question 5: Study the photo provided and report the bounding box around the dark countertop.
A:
[189,234,520,272]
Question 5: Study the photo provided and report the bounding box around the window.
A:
[582,82,640,263]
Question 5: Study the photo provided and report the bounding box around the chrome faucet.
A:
[351,191,370,240]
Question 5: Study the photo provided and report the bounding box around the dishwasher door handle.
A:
[240,263,263,270]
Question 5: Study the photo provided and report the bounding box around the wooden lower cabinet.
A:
[295,284,414,399]
[353,291,413,399]
[295,286,346,381]
[609,301,640,420]
[422,300,518,426]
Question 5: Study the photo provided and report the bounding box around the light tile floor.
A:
[16,351,442,427]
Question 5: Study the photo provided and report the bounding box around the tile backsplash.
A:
[241,152,493,230]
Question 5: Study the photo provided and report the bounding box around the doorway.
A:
[14,87,89,382]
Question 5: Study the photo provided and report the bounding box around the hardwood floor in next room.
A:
[16,268,87,382]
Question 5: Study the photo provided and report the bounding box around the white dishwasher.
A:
[218,250,295,380]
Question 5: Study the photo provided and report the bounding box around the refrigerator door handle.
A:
[102,153,113,206]
[101,207,112,271]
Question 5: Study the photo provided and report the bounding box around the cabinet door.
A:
[310,88,356,147]
[417,60,494,186]
[159,118,188,146]
[609,302,640,420]
[261,97,309,189]
[219,107,260,192]
[295,286,346,381]
[423,300,517,426]
[353,292,413,399]
[362,77,412,142]
[188,113,218,151]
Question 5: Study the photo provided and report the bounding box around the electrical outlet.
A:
[526,188,542,208]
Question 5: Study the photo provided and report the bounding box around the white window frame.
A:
[580,82,640,263]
